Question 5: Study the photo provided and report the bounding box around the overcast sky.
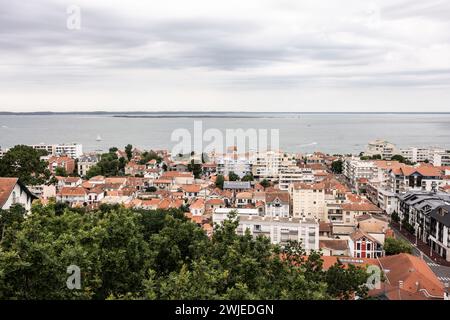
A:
[1,0,450,112]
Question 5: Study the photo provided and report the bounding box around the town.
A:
[1,139,450,300]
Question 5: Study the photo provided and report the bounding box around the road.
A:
[392,228,450,285]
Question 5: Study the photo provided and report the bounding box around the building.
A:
[278,167,314,191]
[77,154,99,177]
[365,139,398,160]
[265,191,290,217]
[343,157,377,190]
[397,191,450,261]
[432,149,450,167]
[30,143,83,158]
[429,205,450,262]
[290,182,326,221]
[213,208,319,251]
[0,177,36,212]
[48,156,76,175]
[387,165,442,194]
[349,230,384,258]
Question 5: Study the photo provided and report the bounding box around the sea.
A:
[1,113,449,155]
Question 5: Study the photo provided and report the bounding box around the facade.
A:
[48,156,76,175]
[0,177,36,212]
[213,208,319,250]
[78,154,99,176]
[397,191,450,262]
[278,167,314,190]
[264,191,290,217]
[387,166,442,194]
[365,139,398,160]
[30,143,83,158]
[217,155,252,178]
[343,157,377,190]
[349,230,384,258]
[290,182,326,221]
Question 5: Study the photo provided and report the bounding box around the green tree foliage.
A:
[391,211,400,223]
[390,154,413,165]
[125,144,133,161]
[187,159,202,179]
[331,160,343,174]
[0,206,370,300]
[139,151,162,165]
[260,179,270,188]
[0,145,51,185]
[241,172,254,182]
[228,171,240,181]
[86,150,126,178]
[215,174,225,189]
[384,237,413,256]
[54,166,68,177]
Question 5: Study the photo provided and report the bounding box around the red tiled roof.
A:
[0,177,19,207]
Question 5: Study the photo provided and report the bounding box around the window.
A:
[356,243,361,250]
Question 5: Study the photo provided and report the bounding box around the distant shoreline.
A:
[1,111,450,117]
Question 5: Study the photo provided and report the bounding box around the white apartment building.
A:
[289,182,327,221]
[432,149,450,167]
[343,157,376,189]
[400,147,440,163]
[251,150,297,181]
[365,139,398,160]
[216,155,252,178]
[278,167,315,191]
[30,143,83,158]
[0,146,7,158]
[213,208,319,251]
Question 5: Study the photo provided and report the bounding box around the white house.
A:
[0,177,36,212]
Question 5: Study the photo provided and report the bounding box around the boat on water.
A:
[96,134,102,142]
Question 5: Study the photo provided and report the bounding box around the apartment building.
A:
[397,191,450,261]
[365,139,398,160]
[343,157,376,190]
[387,166,442,194]
[278,167,314,191]
[432,150,450,167]
[290,182,326,221]
[217,155,252,178]
[251,150,297,181]
[213,208,319,250]
[30,143,83,158]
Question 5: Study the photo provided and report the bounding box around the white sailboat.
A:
[96,134,102,142]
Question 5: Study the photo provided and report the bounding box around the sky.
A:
[1,0,450,112]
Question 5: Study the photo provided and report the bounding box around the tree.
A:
[391,211,400,223]
[86,165,102,179]
[0,145,51,185]
[260,179,270,188]
[54,166,68,177]
[384,237,413,255]
[331,160,343,174]
[241,172,254,182]
[228,171,240,181]
[391,154,412,165]
[125,144,133,161]
[215,175,225,189]
[187,159,202,179]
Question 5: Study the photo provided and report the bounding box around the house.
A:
[190,198,205,216]
[374,253,445,300]
[205,198,225,212]
[56,186,88,206]
[77,154,99,177]
[235,191,254,208]
[48,156,76,174]
[160,171,194,185]
[0,177,36,212]
[319,240,350,256]
[180,184,202,199]
[340,202,383,225]
[349,229,384,258]
[356,214,390,245]
[264,191,290,217]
